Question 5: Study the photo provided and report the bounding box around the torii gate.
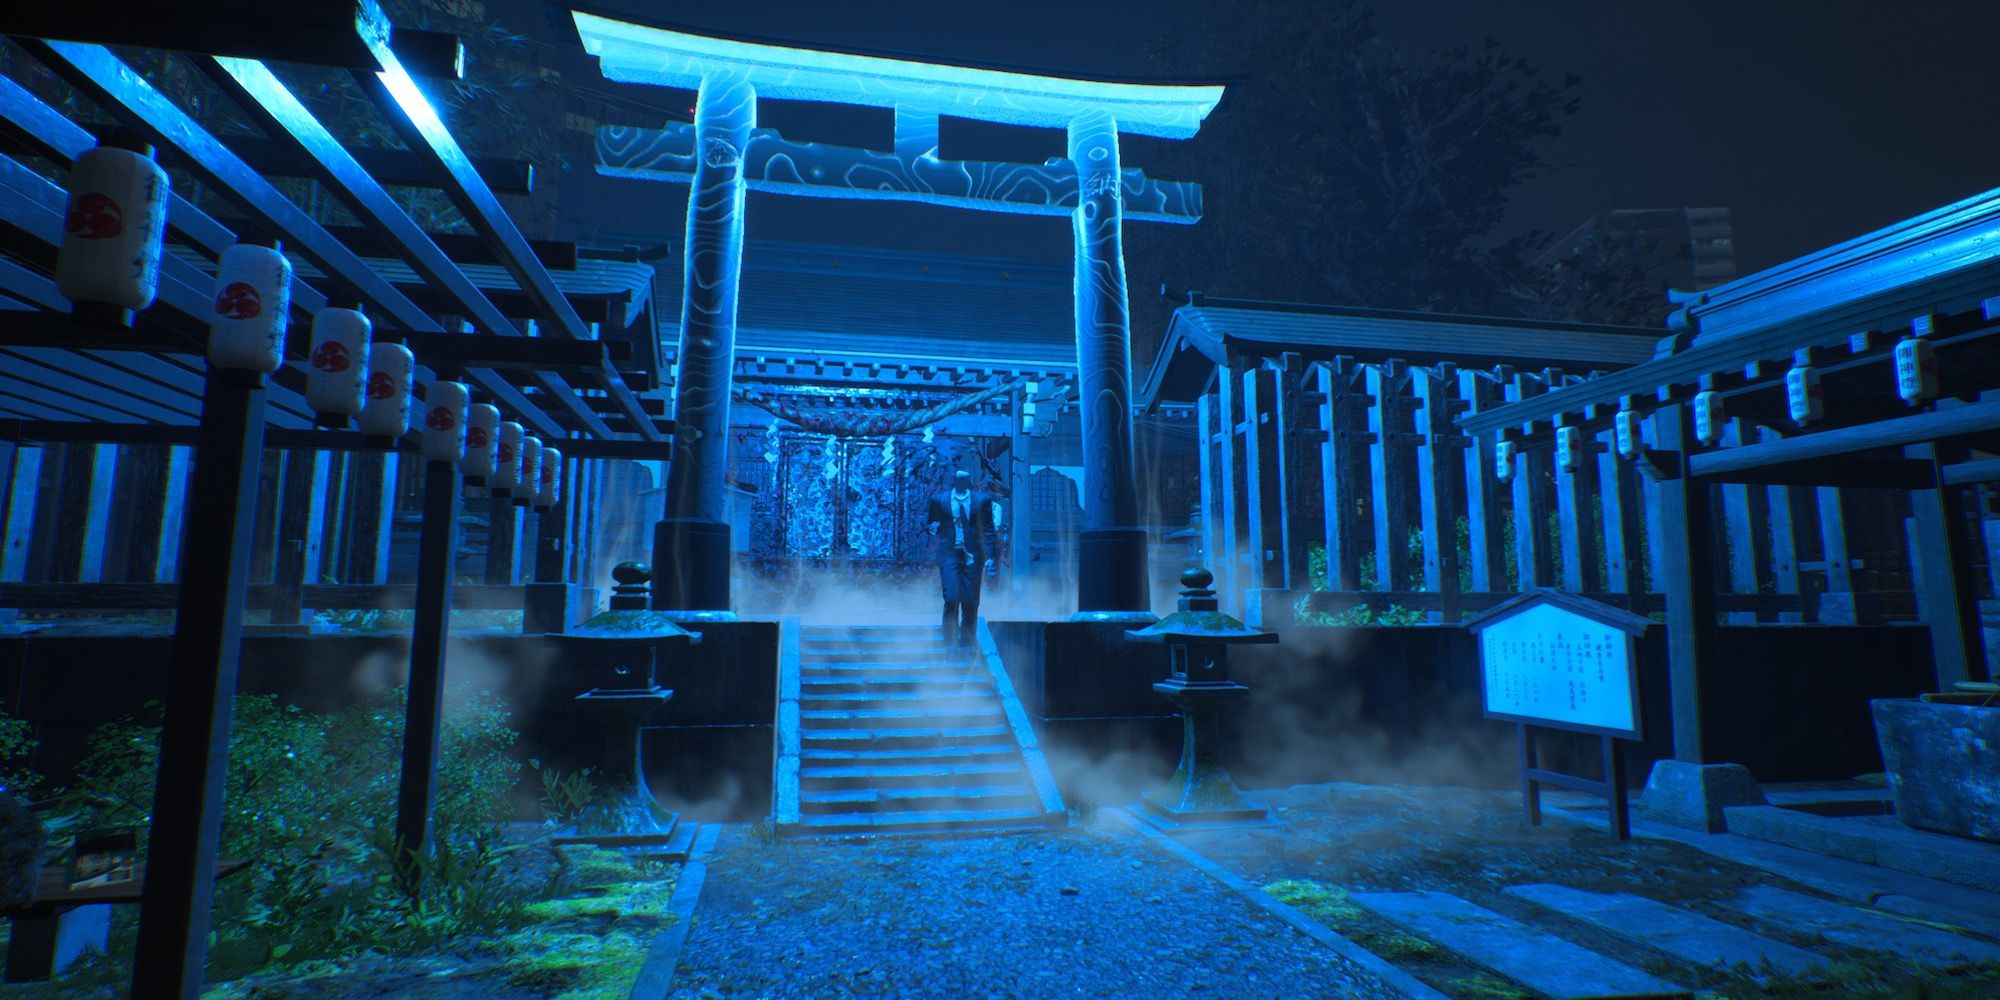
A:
[572,12,1224,619]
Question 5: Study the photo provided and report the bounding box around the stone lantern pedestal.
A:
[548,569,700,846]
[1125,568,1278,831]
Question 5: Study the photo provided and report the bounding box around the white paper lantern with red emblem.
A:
[57,133,170,322]
[1693,390,1724,446]
[358,341,414,438]
[463,404,500,480]
[1494,439,1517,482]
[536,447,562,507]
[1613,408,1642,459]
[1786,364,1822,425]
[518,437,542,505]
[208,239,292,373]
[1555,425,1583,472]
[306,303,371,426]
[493,421,524,493]
[1895,336,1937,404]
[421,380,469,463]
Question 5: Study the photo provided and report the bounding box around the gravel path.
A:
[666,822,1407,999]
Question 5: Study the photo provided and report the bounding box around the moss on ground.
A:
[495,847,679,1000]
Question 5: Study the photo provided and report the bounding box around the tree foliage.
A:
[1128,0,1661,347]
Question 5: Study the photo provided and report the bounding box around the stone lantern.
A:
[548,562,700,845]
[1125,567,1277,830]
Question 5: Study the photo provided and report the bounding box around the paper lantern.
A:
[1785,364,1822,425]
[463,404,500,481]
[1555,425,1583,472]
[208,239,292,373]
[517,437,542,506]
[1613,408,1642,459]
[1494,439,1517,482]
[1693,390,1724,446]
[421,380,470,464]
[1894,336,1937,404]
[57,133,169,323]
[306,303,371,427]
[537,447,563,507]
[493,421,524,492]
[358,341,414,438]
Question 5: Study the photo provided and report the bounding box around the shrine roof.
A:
[571,11,1224,139]
[1140,297,1665,408]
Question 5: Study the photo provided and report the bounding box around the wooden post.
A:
[1908,443,1989,686]
[1717,419,1773,624]
[155,446,191,582]
[1813,487,1871,623]
[1460,368,1509,593]
[132,367,268,997]
[1197,393,1228,596]
[1,445,45,584]
[1507,371,1556,590]
[1216,358,1247,606]
[536,482,569,583]
[249,447,284,584]
[486,493,518,585]
[1596,428,1643,605]
[1278,353,1327,592]
[1414,364,1467,620]
[1761,425,1805,624]
[1650,403,1723,763]
[1316,358,1369,592]
[394,460,462,879]
[1556,415,1604,594]
[1367,360,1419,593]
[1242,365,1288,589]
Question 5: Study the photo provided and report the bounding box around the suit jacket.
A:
[926,489,998,564]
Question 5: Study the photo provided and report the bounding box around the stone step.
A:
[800,660,980,676]
[800,654,972,667]
[799,675,992,694]
[799,692,999,714]
[800,626,944,638]
[1502,884,1825,981]
[1350,891,1691,1000]
[786,806,1059,838]
[799,783,1037,813]
[802,742,1021,765]
[799,725,1011,750]
[1723,805,2000,893]
[800,762,1022,789]
[1723,885,2000,967]
[800,706,1005,728]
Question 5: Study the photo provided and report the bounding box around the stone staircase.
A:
[775,623,1066,837]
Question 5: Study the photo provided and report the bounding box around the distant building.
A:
[1538,207,1738,294]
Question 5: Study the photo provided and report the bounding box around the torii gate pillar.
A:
[1070,112,1151,620]
[653,72,754,617]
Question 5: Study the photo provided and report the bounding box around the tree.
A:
[1125,0,1623,352]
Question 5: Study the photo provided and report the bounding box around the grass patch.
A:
[1447,972,1538,999]
[1262,878,1365,923]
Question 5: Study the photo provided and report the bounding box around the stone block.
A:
[1636,759,1766,833]
[1872,698,2000,843]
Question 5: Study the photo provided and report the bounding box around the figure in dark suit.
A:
[926,470,998,650]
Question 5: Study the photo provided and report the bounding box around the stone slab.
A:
[1503,883,1824,979]
[1636,761,1765,833]
[1723,805,2000,892]
[1726,885,2000,967]
[1872,699,2000,842]
[1351,890,1690,999]
[1544,796,2000,941]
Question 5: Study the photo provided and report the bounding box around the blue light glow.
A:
[572,12,1223,139]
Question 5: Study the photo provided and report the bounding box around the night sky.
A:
[566,0,2000,276]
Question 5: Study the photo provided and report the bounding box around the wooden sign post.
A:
[1468,589,1649,840]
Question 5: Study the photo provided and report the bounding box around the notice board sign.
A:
[1468,590,1648,741]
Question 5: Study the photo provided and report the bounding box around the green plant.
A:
[532,758,597,827]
